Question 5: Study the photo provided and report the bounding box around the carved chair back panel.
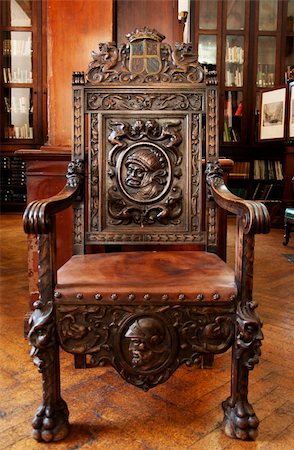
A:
[71,28,219,250]
[85,89,206,245]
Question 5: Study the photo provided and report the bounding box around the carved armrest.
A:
[206,161,270,235]
[23,160,84,234]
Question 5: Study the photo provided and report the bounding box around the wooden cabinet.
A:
[191,0,292,207]
[0,0,46,211]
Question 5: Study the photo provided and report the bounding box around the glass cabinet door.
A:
[197,0,219,72]
[222,0,248,144]
[1,0,37,142]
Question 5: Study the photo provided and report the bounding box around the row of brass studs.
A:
[54,291,235,302]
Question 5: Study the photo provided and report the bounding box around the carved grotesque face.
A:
[125,162,146,188]
[125,317,167,370]
[124,148,167,200]
[238,317,263,370]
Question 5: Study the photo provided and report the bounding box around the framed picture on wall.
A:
[259,86,287,141]
[288,81,294,140]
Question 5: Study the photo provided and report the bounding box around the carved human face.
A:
[128,338,154,367]
[125,162,146,188]
[124,148,167,201]
[238,318,263,370]
[125,317,167,371]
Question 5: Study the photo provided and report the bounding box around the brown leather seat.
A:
[56,251,237,303]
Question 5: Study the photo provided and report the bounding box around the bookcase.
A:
[191,0,293,208]
[0,0,46,211]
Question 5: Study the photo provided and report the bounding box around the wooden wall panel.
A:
[115,0,181,45]
[47,0,113,147]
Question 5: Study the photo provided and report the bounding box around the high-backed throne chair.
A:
[24,28,270,443]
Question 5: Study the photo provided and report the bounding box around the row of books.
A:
[4,124,33,139]
[3,38,32,56]
[3,67,32,84]
[230,161,250,179]
[1,178,26,187]
[0,190,27,203]
[225,46,244,64]
[252,182,283,201]
[225,68,243,87]
[230,182,283,201]
[4,96,33,114]
[0,157,26,170]
[253,160,283,181]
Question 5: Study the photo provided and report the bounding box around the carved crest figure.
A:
[89,42,119,72]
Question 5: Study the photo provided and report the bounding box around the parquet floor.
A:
[0,214,294,449]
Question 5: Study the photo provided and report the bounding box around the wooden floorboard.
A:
[0,214,294,449]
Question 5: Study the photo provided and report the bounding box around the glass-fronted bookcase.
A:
[191,0,293,207]
[0,0,45,211]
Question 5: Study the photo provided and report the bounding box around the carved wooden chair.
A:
[23,28,270,443]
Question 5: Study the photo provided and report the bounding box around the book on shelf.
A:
[226,45,244,64]
[223,122,240,142]
[225,68,243,87]
[3,67,32,84]
[253,182,283,201]
[4,124,33,139]
[235,102,243,117]
[253,160,283,181]
[3,38,32,56]
[230,161,250,179]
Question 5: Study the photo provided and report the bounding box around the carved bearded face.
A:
[125,317,167,370]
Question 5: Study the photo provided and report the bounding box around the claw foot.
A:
[32,400,70,442]
[222,398,259,440]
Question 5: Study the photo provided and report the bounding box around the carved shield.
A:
[129,39,162,75]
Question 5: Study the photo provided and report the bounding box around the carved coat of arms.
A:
[128,29,164,75]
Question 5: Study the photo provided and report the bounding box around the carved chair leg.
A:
[283,221,291,246]
[222,302,262,440]
[29,302,70,442]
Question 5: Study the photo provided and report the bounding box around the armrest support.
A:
[206,161,270,235]
[23,160,84,234]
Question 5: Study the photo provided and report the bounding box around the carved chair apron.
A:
[24,28,270,443]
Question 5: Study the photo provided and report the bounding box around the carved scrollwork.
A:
[57,305,109,354]
[86,92,203,111]
[180,315,235,353]
[191,114,201,231]
[207,88,218,158]
[86,27,206,85]
[56,303,235,390]
[73,88,83,160]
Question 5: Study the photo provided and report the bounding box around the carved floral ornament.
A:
[85,27,213,85]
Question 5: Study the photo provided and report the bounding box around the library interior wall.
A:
[47,0,113,147]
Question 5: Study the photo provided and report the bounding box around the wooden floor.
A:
[0,214,294,450]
